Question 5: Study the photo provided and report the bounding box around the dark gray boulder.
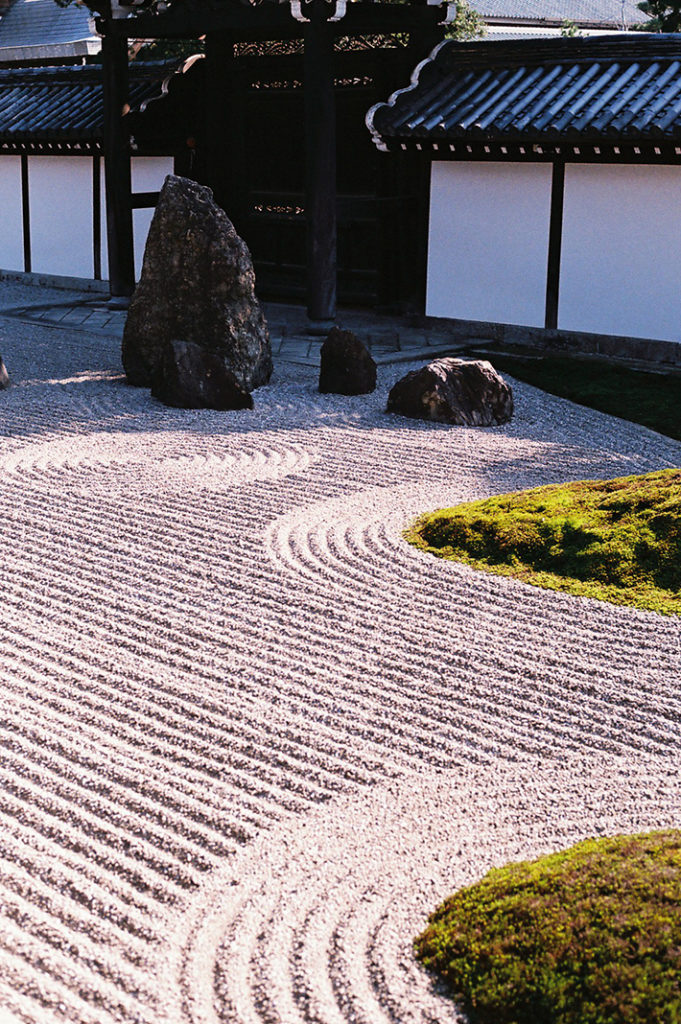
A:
[151,339,253,410]
[122,175,272,393]
[319,328,376,395]
[387,358,513,426]
[0,355,8,390]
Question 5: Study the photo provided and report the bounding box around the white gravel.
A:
[0,283,680,1024]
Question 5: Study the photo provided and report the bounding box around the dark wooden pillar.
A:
[405,13,446,315]
[102,25,135,301]
[545,160,565,330]
[304,2,337,329]
[204,32,248,236]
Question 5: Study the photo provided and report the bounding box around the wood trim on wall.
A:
[545,160,565,330]
[20,154,31,273]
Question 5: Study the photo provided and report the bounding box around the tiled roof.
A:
[0,0,101,61]
[0,63,172,149]
[469,0,649,27]
[367,34,681,150]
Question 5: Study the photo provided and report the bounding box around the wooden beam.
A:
[204,31,249,237]
[102,1,446,42]
[102,3,294,40]
[130,190,160,209]
[304,2,337,326]
[102,25,135,299]
[545,160,565,330]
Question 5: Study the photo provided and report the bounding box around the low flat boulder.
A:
[0,355,8,390]
[151,339,253,410]
[387,358,513,426]
[122,175,272,393]
[319,328,376,395]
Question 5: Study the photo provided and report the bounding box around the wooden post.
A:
[304,2,336,329]
[102,25,135,301]
[20,154,31,273]
[545,160,565,330]
[204,31,249,235]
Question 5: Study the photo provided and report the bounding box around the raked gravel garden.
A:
[0,281,680,1024]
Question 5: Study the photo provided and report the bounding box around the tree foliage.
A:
[637,0,681,31]
[446,0,486,40]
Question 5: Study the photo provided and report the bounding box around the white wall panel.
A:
[560,164,681,343]
[29,156,94,278]
[0,157,24,272]
[131,157,174,278]
[99,157,108,281]
[427,161,552,327]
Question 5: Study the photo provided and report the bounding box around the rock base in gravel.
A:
[387,357,513,426]
[151,339,253,410]
[319,328,377,395]
[122,174,272,393]
[0,355,8,389]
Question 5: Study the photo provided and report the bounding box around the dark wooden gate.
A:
[175,38,429,309]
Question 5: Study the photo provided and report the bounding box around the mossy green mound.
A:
[406,468,681,615]
[415,830,681,1024]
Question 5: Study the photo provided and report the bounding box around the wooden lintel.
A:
[386,140,681,164]
[102,5,294,39]
[99,1,446,41]
[340,3,445,35]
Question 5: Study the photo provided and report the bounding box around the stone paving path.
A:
[0,282,680,1024]
[0,294,473,366]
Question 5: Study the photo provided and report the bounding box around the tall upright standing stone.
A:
[122,175,272,393]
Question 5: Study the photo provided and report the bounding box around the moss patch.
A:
[406,469,681,616]
[464,350,681,442]
[415,829,681,1024]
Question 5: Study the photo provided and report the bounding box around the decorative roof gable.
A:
[368,34,681,158]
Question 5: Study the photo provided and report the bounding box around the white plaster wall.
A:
[99,157,109,282]
[559,164,681,343]
[99,157,174,281]
[0,157,24,272]
[427,161,552,327]
[29,156,94,278]
[131,157,174,278]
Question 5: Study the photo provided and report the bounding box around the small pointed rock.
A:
[319,328,376,395]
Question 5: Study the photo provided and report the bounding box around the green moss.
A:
[406,469,681,615]
[463,350,681,442]
[415,830,681,1024]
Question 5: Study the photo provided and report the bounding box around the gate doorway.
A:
[173,39,430,310]
[104,1,447,316]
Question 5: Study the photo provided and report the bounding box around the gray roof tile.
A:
[0,0,97,49]
[469,0,649,27]
[368,34,681,148]
[0,63,171,148]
